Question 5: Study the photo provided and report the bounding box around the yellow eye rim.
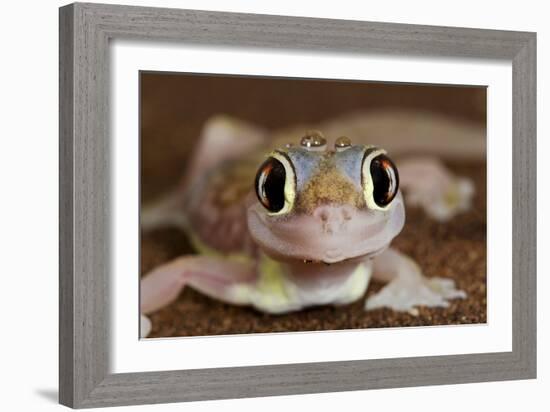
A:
[261,151,296,216]
[361,147,393,211]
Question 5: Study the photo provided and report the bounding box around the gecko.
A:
[140,110,478,337]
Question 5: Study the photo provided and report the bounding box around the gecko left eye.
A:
[362,149,399,210]
[254,153,296,215]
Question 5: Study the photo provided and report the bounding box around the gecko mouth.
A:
[247,196,404,266]
[301,245,388,265]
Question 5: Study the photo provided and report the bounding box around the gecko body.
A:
[140,114,474,337]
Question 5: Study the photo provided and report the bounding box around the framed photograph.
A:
[59,2,536,408]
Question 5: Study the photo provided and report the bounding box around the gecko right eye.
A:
[254,153,296,215]
[361,147,399,211]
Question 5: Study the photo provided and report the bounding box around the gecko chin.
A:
[299,244,388,265]
[247,193,405,265]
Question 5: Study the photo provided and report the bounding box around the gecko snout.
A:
[313,205,354,234]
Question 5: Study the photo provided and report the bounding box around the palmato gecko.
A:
[140,111,480,337]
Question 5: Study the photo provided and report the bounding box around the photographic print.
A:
[58,5,536,406]
[139,73,487,338]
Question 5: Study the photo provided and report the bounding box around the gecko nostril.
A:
[313,207,330,222]
[341,205,354,221]
[314,206,354,228]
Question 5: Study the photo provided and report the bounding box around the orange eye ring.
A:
[255,157,286,212]
[370,154,399,207]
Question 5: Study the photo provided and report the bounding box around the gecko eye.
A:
[254,153,296,215]
[362,149,399,210]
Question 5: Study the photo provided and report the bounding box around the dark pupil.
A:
[255,157,286,212]
[370,154,399,207]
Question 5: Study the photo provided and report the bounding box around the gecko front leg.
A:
[365,248,466,314]
[140,256,258,337]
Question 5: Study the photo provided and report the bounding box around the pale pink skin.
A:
[139,114,473,337]
[247,195,405,265]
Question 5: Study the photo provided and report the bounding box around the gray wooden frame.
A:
[59,2,536,408]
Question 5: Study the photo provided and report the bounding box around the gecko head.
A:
[247,132,405,264]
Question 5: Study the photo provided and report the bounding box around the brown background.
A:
[140,73,486,337]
